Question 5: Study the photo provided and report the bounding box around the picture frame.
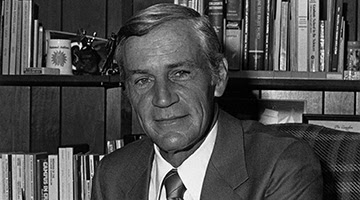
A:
[303,114,360,133]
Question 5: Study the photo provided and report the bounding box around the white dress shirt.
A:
[149,121,218,200]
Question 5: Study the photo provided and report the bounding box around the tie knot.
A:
[163,169,186,200]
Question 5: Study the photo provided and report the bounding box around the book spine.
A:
[225,0,242,21]
[297,0,308,71]
[263,0,272,71]
[242,0,249,70]
[224,21,241,70]
[37,24,43,68]
[36,157,49,200]
[272,0,282,71]
[247,0,266,70]
[48,155,58,200]
[32,19,38,68]
[2,0,11,75]
[208,0,224,46]
[279,1,288,71]
[9,0,18,75]
[21,0,32,69]
[330,0,343,72]
[319,20,326,72]
[308,0,319,72]
[288,0,297,72]
[337,17,345,73]
[15,0,22,74]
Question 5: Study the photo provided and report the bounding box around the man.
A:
[91,3,322,200]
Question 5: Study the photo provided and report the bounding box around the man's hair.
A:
[115,3,224,82]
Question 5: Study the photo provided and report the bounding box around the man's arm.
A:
[265,141,323,200]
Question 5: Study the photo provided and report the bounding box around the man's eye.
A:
[173,70,191,79]
[135,77,152,87]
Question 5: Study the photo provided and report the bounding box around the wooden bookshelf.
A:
[0,75,121,87]
[226,78,360,92]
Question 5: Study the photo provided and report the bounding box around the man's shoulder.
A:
[99,137,153,170]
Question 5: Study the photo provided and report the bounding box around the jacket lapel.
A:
[122,138,154,200]
[201,110,248,199]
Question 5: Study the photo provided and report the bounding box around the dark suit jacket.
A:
[91,110,323,200]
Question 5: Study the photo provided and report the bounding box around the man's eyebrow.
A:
[167,60,196,69]
[128,69,149,75]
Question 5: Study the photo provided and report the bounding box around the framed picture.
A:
[303,114,360,133]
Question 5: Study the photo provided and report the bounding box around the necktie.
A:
[163,169,187,200]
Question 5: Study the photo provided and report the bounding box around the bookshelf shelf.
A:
[227,77,360,92]
[0,75,121,87]
[1,74,359,92]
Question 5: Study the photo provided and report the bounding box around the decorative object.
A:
[46,39,73,75]
[303,114,360,133]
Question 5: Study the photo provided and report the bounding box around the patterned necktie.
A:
[163,169,187,200]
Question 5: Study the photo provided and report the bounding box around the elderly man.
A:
[91,3,322,200]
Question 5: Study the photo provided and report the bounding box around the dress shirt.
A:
[149,121,218,200]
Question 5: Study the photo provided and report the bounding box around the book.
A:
[15,0,23,74]
[247,0,266,70]
[289,0,297,72]
[279,1,289,71]
[242,0,249,70]
[32,19,39,69]
[208,0,224,46]
[37,23,44,68]
[330,0,343,72]
[224,21,241,71]
[225,0,242,21]
[59,144,89,200]
[24,152,48,200]
[2,153,12,200]
[296,0,308,71]
[12,154,25,200]
[264,0,274,71]
[0,0,5,74]
[36,155,49,200]
[23,67,60,75]
[308,0,320,72]
[319,20,326,72]
[2,0,12,75]
[21,0,33,70]
[48,154,58,200]
[9,0,19,75]
[272,0,282,71]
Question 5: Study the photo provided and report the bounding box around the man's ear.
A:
[214,57,229,97]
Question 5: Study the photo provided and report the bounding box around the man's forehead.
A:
[125,21,197,53]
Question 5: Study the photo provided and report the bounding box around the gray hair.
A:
[115,3,224,81]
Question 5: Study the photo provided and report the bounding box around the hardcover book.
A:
[247,0,266,70]
[207,0,224,46]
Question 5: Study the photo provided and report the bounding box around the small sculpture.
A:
[72,29,101,75]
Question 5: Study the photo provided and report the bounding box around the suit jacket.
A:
[91,110,323,200]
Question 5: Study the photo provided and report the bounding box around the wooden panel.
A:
[30,86,60,154]
[325,92,354,114]
[106,87,122,141]
[133,0,173,13]
[107,0,133,36]
[0,86,30,152]
[62,0,107,38]
[34,0,62,30]
[261,90,323,114]
[61,87,105,154]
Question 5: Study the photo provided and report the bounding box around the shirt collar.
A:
[152,121,218,200]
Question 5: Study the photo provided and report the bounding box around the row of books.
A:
[1,144,104,200]
[0,0,45,75]
[178,0,359,79]
[0,139,128,200]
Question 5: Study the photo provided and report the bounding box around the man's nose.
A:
[152,80,179,108]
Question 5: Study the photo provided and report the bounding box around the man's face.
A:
[122,22,226,153]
